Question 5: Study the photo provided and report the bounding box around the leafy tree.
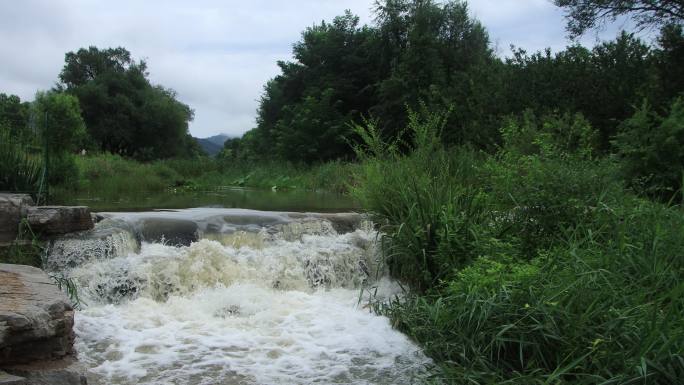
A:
[554,0,684,37]
[58,46,195,159]
[244,1,494,162]
[32,91,87,184]
[0,93,30,138]
[59,46,137,88]
[32,91,86,153]
[247,11,380,162]
[649,23,684,106]
[502,32,652,150]
[613,97,684,200]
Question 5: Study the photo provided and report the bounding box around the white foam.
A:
[68,225,431,384]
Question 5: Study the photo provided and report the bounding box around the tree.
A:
[58,46,195,159]
[32,91,87,184]
[32,91,86,153]
[59,46,138,89]
[553,0,684,37]
[613,97,684,200]
[0,93,30,138]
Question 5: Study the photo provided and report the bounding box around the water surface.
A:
[47,209,433,384]
[52,187,358,212]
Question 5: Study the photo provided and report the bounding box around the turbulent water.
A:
[46,209,432,385]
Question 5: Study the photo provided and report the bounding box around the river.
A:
[43,201,433,384]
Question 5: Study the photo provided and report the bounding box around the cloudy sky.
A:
[0,0,635,138]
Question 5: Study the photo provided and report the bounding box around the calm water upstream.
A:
[45,206,433,384]
[52,187,358,212]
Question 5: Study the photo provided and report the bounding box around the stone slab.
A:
[26,207,93,236]
[0,264,74,365]
[3,357,86,385]
[0,195,34,243]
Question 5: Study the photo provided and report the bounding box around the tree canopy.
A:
[553,0,684,37]
[58,46,197,160]
[226,0,683,163]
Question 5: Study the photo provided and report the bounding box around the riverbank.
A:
[50,153,357,201]
[7,132,684,383]
[349,116,684,383]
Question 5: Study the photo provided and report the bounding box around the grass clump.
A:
[0,126,41,193]
[53,152,357,199]
[355,108,684,383]
[55,153,183,196]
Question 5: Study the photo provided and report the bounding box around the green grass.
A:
[0,126,42,193]
[53,153,358,198]
[354,109,684,383]
[193,160,357,193]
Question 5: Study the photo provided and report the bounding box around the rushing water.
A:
[46,209,432,385]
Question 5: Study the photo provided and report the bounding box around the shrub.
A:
[613,97,684,201]
[0,125,41,192]
[352,107,491,290]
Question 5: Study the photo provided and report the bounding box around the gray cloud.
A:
[0,0,638,138]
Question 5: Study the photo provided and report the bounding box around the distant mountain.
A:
[195,134,230,156]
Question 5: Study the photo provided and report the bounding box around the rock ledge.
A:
[0,264,86,385]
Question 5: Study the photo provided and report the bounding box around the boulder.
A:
[0,195,34,244]
[315,213,365,234]
[26,207,93,236]
[0,264,74,365]
[0,264,87,384]
[3,357,86,385]
[140,218,198,246]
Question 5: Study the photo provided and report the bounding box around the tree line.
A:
[222,0,682,167]
[1,46,200,164]
[0,46,202,187]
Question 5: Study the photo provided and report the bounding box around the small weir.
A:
[45,208,432,385]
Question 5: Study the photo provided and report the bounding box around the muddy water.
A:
[47,209,432,385]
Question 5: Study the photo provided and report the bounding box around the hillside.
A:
[195,134,229,156]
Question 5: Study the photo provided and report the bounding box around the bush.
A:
[352,108,491,290]
[0,125,41,192]
[66,153,181,194]
[358,107,684,383]
[614,97,684,201]
[383,197,684,384]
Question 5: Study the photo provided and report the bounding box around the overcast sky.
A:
[0,0,636,138]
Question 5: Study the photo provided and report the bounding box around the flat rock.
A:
[0,264,74,365]
[0,194,34,244]
[3,357,86,385]
[26,207,93,236]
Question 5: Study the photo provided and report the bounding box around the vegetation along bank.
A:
[1,0,683,383]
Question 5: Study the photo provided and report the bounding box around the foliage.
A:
[230,1,682,163]
[238,0,493,162]
[0,124,41,192]
[0,93,30,139]
[58,46,195,160]
[31,91,86,185]
[0,218,43,268]
[553,0,684,37]
[32,91,86,153]
[352,107,491,290]
[613,97,684,200]
[57,153,182,196]
[504,32,654,149]
[51,152,357,201]
[358,108,684,383]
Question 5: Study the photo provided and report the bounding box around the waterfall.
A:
[46,208,432,385]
